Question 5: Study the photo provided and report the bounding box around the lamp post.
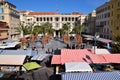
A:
[94,33,99,54]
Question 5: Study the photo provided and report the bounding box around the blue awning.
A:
[62,71,120,80]
[0,72,4,78]
[0,50,37,56]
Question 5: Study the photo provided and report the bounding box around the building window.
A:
[117,14,120,19]
[40,17,42,21]
[47,17,49,21]
[65,17,67,21]
[108,6,110,10]
[0,16,4,20]
[75,18,78,21]
[50,17,53,21]
[108,12,110,17]
[111,11,113,16]
[68,17,71,21]
[111,20,113,25]
[55,17,59,21]
[72,17,74,21]
[55,23,59,28]
[62,17,64,21]
[110,30,112,33]
[118,1,120,6]
[36,17,39,21]
[43,17,46,21]
[104,13,107,18]
[107,21,109,25]
[112,4,114,8]
[116,27,119,30]
[0,8,4,13]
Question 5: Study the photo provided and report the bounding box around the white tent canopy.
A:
[92,48,111,54]
[0,42,20,49]
[65,62,93,72]
[31,54,51,61]
[0,55,26,65]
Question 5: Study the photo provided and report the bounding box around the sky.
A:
[8,0,108,14]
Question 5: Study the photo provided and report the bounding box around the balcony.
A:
[96,25,104,27]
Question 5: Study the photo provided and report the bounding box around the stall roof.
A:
[0,42,20,49]
[100,54,120,63]
[0,55,26,65]
[62,71,120,80]
[31,54,51,61]
[91,48,111,54]
[0,50,37,56]
[51,55,61,64]
[65,62,92,72]
[61,49,93,64]
[51,49,120,65]
[2,39,15,43]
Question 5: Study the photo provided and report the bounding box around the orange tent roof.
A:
[99,54,120,63]
[28,12,57,15]
[51,55,61,64]
[51,49,120,65]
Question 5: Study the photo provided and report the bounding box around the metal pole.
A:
[94,36,96,54]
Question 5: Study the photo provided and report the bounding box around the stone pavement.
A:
[27,38,67,54]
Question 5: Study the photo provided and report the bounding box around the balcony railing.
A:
[96,25,104,27]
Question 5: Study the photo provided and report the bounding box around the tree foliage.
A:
[40,22,54,35]
[15,22,29,35]
[32,25,41,34]
[112,34,120,53]
[72,25,86,34]
[60,22,71,35]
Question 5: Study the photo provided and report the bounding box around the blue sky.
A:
[8,0,108,14]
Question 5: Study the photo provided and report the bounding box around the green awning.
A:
[23,62,41,71]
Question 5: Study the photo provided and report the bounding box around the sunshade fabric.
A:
[51,49,120,64]
[23,62,41,71]
[61,49,95,64]
[99,54,120,63]
[91,48,110,54]
[51,55,61,64]
[65,62,92,72]
[0,55,26,65]
[31,54,51,61]
[62,71,120,80]
[0,50,37,56]
[0,42,20,49]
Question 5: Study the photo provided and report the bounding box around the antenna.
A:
[56,7,59,14]
[55,0,59,14]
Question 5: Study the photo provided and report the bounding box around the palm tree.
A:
[72,25,86,47]
[59,22,71,38]
[16,22,36,36]
[40,23,49,35]
[40,22,55,36]
[15,22,29,37]
[62,22,71,34]
[72,25,86,35]
[28,22,35,34]
[46,22,55,36]
[60,23,71,45]
[33,25,41,34]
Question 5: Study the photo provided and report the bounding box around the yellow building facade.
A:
[110,0,120,36]
[0,1,20,38]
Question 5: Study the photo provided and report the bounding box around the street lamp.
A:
[94,33,99,54]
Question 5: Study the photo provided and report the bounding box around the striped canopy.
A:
[62,71,120,80]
